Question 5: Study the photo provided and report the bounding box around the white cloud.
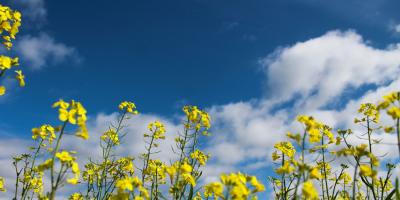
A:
[15,33,80,69]
[261,30,400,111]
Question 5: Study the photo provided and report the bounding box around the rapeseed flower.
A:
[69,193,83,200]
[204,182,223,198]
[190,149,209,166]
[359,165,376,178]
[302,180,318,200]
[274,141,295,158]
[119,101,139,114]
[15,70,25,87]
[0,86,5,96]
[0,177,5,192]
[55,151,74,163]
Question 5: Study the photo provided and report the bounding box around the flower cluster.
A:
[0,4,23,96]
[101,129,120,145]
[269,91,400,200]
[190,150,209,166]
[53,99,89,139]
[0,4,21,49]
[378,92,400,135]
[203,172,265,199]
[9,100,89,199]
[183,105,211,132]
[32,124,57,144]
[145,120,166,139]
[119,101,139,114]
[56,151,81,184]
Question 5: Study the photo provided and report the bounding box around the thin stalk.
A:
[321,137,330,200]
[49,121,68,200]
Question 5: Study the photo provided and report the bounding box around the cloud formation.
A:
[15,33,79,69]
[262,30,400,110]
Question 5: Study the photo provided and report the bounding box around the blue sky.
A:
[2,0,400,198]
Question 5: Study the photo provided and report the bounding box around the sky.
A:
[1,0,400,198]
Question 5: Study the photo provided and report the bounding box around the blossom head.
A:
[119,101,139,114]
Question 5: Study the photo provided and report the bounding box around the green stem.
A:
[49,121,68,200]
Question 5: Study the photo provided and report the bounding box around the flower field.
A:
[1,3,400,200]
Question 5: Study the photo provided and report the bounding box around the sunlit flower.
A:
[302,180,318,200]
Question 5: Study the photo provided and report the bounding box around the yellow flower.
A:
[117,157,134,173]
[274,141,295,158]
[302,180,318,200]
[190,149,209,166]
[231,183,250,199]
[165,165,177,181]
[110,192,129,200]
[53,100,89,139]
[221,172,247,186]
[204,182,223,198]
[101,129,119,145]
[339,172,352,185]
[297,115,333,143]
[218,173,255,199]
[69,193,83,200]
[309,128,321,143]
[0,4,22,49]
[32,124,56,143]
[119,101,139,114]
[378,92,398,110]
[359,165,376,178]
[317,162,331,175]
[71,161,80,173]
[309,167,322,180]
[36,159,53,172]
[384,126,394,133]
[0,55,12,69]
[272,151,280,161]
[147,120,166,139]
[76,123,89,140]
[143,159,166,183]
[116,177,141,191]
[55,151,74,163]
[275,161,295,174]
[323,128,335,144]
[138,185,149,199]
[116,178,134,191]
[0,177,5,192]
[182,173,196,186]
[30,175,44,194]
[387,106,400,119]
[183,105,211,129]
[180,162,193,173]
[0,86,5,96]
[52,99,70,109]
[249,176,265,193]
[357,103,380,122]
[67,177,79,185]
[15,70,25,87]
